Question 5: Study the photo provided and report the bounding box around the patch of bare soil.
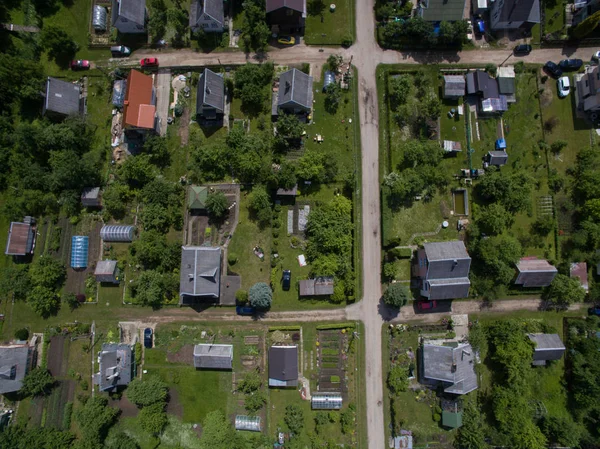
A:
[167,344,194,364]
[178,106,190,145]
[47,336,67,377]
[540,75,554,108]
[166,388,183,418]
[110,395,139,418]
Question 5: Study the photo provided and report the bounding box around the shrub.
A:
[433,413,441,422]
[14,328,29,341]
[235,289,248,304]
[249,282,272,310]
[228,253,238,265]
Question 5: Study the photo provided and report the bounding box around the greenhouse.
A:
[100,225,136,242]
[234,415,261,432]
[322,71,336,92]
[71,236,89,269]
[311,393,343,410]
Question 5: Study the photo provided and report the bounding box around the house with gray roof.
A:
[274,68,313,116]
[490,0,540,30]
[112,0,146,33]
[515,257,557,288]
[418,0,467,22]
[43,77,85,118]
[193,344,233,370]
[422,343,478,395]
[179,246,222,304]
[443,75,466,98]
[94,343,133,392]
[268,345,298,387]
[0,345,32,394]
[190,0,224,33]
[466,70,508,114]
[196,68,225,122]
[414,241,471,300]
[528,333,565,366]
[266,0,306,33]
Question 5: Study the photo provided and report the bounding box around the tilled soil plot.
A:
[167,344,194,364]
[47,336,68,377]
[44,380,75,429]
[109,395,139,418]
[166,388,184,418]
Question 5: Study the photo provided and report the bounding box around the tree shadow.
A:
[307,0,326,16]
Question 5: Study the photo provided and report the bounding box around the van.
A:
[110,45,131,57]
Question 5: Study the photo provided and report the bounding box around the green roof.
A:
[421,0,466,22]
[442,411,463,429]
[189,185,208,209]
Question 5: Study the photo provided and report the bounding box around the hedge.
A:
[316,323,355,330]
[269,326,301,331]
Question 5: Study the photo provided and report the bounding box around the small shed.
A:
[495,138,506,150]
[276,185,298,197]
[299,277,334,297]
[81,187,101,207]
[443,75,466,98]
[311,393,343,410]
[442,140,462,153]
[570,262,589,292]
[100,225,136,242]
[94,260,119,284]
[487,150,508,166]
[188,185,208,211]
[528,333,566,366]
[322,71,336,92]
[193,344,233,370]
[442,411,463,429]
[235,415,261,432]
[71,236,89,269]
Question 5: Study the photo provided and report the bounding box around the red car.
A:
[417,300,438,311]
[140,57,159,68]
[70,60,90,70]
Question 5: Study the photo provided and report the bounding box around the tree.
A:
[276,113,305,139]
[143,136,171,168]
[40,26,78,66]
[383,283,411,308]
[249,282,272,310]
[104,432,140,449]
[541,415,583,448]
[30,256,66,289]
[102,182,131,220]
[550,140,567,155]
[284,404,304,434]
[327,54,343,72]
[477,203,512,235]
[400,140,443,168]
[542,274,586,310]
[248,185,272,226]
[330,281,346,304]
[126,376,168,407]
[189,137,229,182]
[62,292,79,311]
[421,93,441,119]
[206,191,229,220]
[148,0,168,40]
[531,215,555,236]
[235,289,248,304]
[131,270,173,309]
[14,327,29,340]
[477,170,533,213]
[0,426,75,449]
[573,10,600,39]
[0,264,31,301]
[130,230,180,272]
[139,402,168,435]
[472,235,523,289]
[20,368,55,397]
[141,203,171,233]
[119,155,157,190]
[582,198,600,222]
[387,365,409,393]
[455,400,488,449]
[389,75,412,106]
[167,8,189,43]
[324,83,342,114]
[28,285,60,318]
[244,391,266,413]
[75,396,120,447]
[200,410,234,449]
[238,369,262,393]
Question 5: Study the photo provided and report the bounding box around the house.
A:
[418,0,467,22]
[123,69,158,135]
[497,66,516,103]
[193,344,233,370]
[0,345,32,394]
[576,65,600,112]
[422,343,478,395]
[43,77,85,118]
[189,0,224,33]
[94,343,133,392]
[487,150,508,166]
[196,69,225,122]
[570,262,589,292]
[81,187,101,208]
[94,260,120,284]
[5,220,35,257]
[443,75,466,99]
[442,140,462,154]
[268,345,298,387]
[188,185,208,212]
[179,246,222,304]
[273,68,313,116]
[266,0,306,34]
[528,333,565,366]
[490,0,540,30]
[515,257,557,287]
[414,241,471,300]
[112,0,146,34]
[466,70,508,114]
[299,277,334,297]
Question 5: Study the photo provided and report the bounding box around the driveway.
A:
[155,68,171,137]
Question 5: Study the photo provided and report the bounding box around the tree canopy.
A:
[126,376,168,407]
[75,396,119,448]
[20,367,55,397]
[542,274,586,310]
[206,191,229,220]
[383,283,411,308]
[249,282,272,310]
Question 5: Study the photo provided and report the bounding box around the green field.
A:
[304,0,355,46]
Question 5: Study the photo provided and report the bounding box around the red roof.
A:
[123,70,155,129]
[5,222,34,256]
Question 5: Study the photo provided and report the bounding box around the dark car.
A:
[416,300,438,311]
[143,328,153,348]
[589,306,600,316]
[559,58,583,71]
[282,270,291,291]
[110,45,131,57]
[70,60,90,70]
[236,306,256,315]
[544,61,563,78]
[514,44,532,56]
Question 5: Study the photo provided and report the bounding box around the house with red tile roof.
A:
[123,69,158,135]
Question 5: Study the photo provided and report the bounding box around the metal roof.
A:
[179,246,221,300]
[466,71,499,99]
[100,225,136,242]
[443,75,466,97]
[197,68,225,115]
[442,411,463,429]
[95,343,132,391]
[422,343,478,395]
[117,0,146,25]
[425,278,471,300]
[0,345,30,394]
[278,68,313,111]
[204,0,224,25]
[70,236,89,269]
[269,345,298,385]
[266,0,305,14]
[493,0,540,25]
[5,222,34,256]
[123,70,155,129]
[44,77,82,117]
[515,257,558,287]
[193,344,233,370]
[488,150,508,166]
[188,185,208,209]
[95,260,118,276]
[299,277,334,296]
[235,415,262,431]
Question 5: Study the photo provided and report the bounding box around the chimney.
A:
[188,274,194,280]
[451,363,457,373]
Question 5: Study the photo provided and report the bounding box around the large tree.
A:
[139,402,168,435]
[75,397,120,448]
[30,256,66,289]
[199,410,234,449]
[276,113,305,140]
[40,26,78,66]
[206,191,229,220]
[249,282,272,310]
[126,376,168,407]
[28,286,60,318]
[542,274,586,310]
[284,404,304,435]
[20,368,55,397]
[387,365,409,393]
[248,185,272,226]
[477,203,512,235]
[383,283,411,308]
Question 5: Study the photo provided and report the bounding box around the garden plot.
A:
[316,330,348,395]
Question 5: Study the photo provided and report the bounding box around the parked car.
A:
[557,76,571,98]
[559,58,583,71]
[588,306,600,316]
[592,50,600,62]
[70,60,90,70]
[282,270,291,291]
[143,328,153,348]
[140,57,159,68]
[278,35,295,45]
[236,306,256,316]
[544,61,563,78]
[110,45,131,57]
[513,44,532,56]
[476,19,485,34]
[416,300,438,311]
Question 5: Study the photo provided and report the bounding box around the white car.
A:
[557,76,570,98]
[593,50,600,62]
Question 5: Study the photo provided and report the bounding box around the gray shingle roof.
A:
[443,75,466,97]
[299,277,334,296]
[515,257,557,287]
[466,71,499,99]
[179,246,221,301]
[488,150,508,166]
[196,69,225,114]
[420,0,467,22]
[118,0,146,25]
[193,344,233,369]
[426,277,471,300]
[95,343,132,392]
[190,0,224,27]
[497,77,516,95]
[269,345,298,383]
[0,345,30,394]
[494,0,540,24]
[44,77,82,116]
[528,333,565,362]
[278,68,313,111]
[422,343,478,395]
[424,241,471,278]
[266,0,305,14]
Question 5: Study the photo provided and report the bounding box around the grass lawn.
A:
[110,415,204,449]
[304,0,355,45]
[543,0,567,36]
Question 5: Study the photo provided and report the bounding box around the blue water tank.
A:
[495,138,507,150]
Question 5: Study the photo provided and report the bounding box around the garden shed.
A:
[100,225,136,242]
[94,260,119,283]
[442,411,463,429]
[71,236,89,269]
